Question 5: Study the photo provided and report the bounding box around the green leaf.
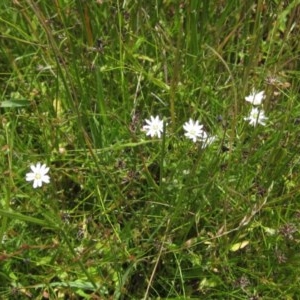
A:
[230,240,249,252]
[0,209,56,228]
[34,280,101,290]
[0,99,31,108]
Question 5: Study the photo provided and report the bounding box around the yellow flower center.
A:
[35,173,41,180]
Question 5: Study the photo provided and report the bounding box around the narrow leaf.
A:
[0,100,31,108]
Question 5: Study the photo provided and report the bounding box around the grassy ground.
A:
[1,1,300,299]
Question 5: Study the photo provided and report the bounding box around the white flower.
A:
[244,107,268,126]
[183,119,206,142]
[26,162,50,188]
[142,115,164,138]
[245,90,265,106]
[202,135,217,148]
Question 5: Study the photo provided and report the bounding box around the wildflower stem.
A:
[159,120,167,188]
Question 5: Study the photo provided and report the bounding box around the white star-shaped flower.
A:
[183,119,206,142]
[245,90,265,106]
[244,107,268,126]
[26,162,50,188]
[142,115,164,138]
